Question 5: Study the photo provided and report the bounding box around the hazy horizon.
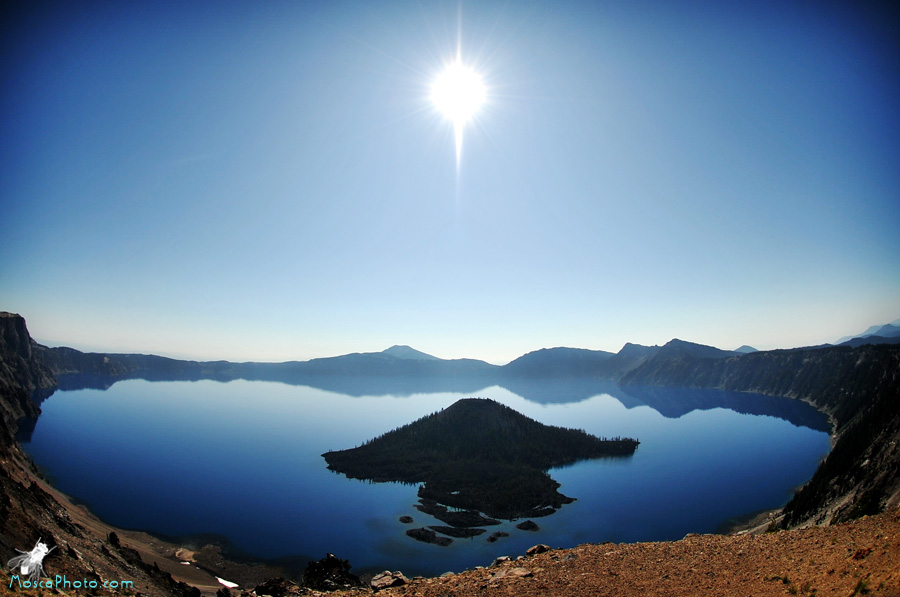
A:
[26,320,900,367]
[3,1,898,365]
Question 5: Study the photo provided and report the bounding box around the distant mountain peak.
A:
[734,345,758,353]
[658,339,738,359]
[381,345,440,361]
[836,320,900,344]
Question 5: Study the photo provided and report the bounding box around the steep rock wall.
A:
[0,313,201,596]
[621,344,900,526]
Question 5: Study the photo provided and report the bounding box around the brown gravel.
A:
[333,507,900,597]
[1,504,898,596]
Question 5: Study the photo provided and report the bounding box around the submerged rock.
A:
[429,525,487,538]
[415,499,501,528]
[516,520,540,532]
[406,527,453,546]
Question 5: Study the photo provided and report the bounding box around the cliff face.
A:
[0,313,202,596]
[0,312,55,449]
[621,343,900,526]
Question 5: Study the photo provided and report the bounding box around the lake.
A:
[21,377,830,577]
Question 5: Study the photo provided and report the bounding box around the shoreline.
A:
[6,446,279,595]
[13,440,801,594]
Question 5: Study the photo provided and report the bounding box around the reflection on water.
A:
[617,385,831,432]
[21,376,830,577]
[51,370,832,433]
[323,398,640,547]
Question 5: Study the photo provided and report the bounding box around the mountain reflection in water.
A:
[21,375,830,577]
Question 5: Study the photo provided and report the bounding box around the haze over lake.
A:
[22,377,830,577]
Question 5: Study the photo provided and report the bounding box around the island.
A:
[322,398,639,540]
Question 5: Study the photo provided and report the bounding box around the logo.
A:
[7,539,55,583]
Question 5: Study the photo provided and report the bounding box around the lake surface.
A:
[22,378,830,577]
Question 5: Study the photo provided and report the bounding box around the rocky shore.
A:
[7,509,897,596]
[328,508,900,597]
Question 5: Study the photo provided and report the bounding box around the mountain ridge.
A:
[2,311,900,594]
[13,311,900,529]
[835,319,900,344]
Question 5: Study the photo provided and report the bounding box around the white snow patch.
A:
[216,577,239,589]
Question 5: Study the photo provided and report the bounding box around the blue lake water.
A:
[22,378,830,577]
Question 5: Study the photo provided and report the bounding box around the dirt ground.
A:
[326,507,900,597]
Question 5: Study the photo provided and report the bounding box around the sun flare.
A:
[431,61,486,125]
[431,59,486,165]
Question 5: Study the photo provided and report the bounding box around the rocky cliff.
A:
[621,342,900,527]
[0,312,55,449]
[0,313,204,596]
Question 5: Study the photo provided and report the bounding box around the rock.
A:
[491,556,510,567]
[302,553,361,591]
[487,531,510,543]
[516,520,540,532]
[0,312,55,448]
[406,527,453,546]
[371,570,408,590]
[527,543,551,556]
[429,525,487,538]
[399,515,414,523]
[253,578,304,596]
[493,567,533,580]
[415,500,501,528]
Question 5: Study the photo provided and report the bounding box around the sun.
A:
[431,60,486,125]
[431,59,486,165]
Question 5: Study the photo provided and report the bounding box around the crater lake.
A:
[20,377,830,577]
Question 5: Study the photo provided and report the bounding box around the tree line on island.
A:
[323,398,638,523]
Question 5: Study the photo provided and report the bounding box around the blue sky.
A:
[2,0,898,364]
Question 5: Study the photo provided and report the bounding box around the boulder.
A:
[493,567,533,580]
[371,570,408,590]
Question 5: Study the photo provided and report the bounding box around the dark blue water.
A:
[22,379,830,577]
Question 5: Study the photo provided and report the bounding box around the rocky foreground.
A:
[1,507,897,596]
[217,510,900,597]
[363,510,900,597]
